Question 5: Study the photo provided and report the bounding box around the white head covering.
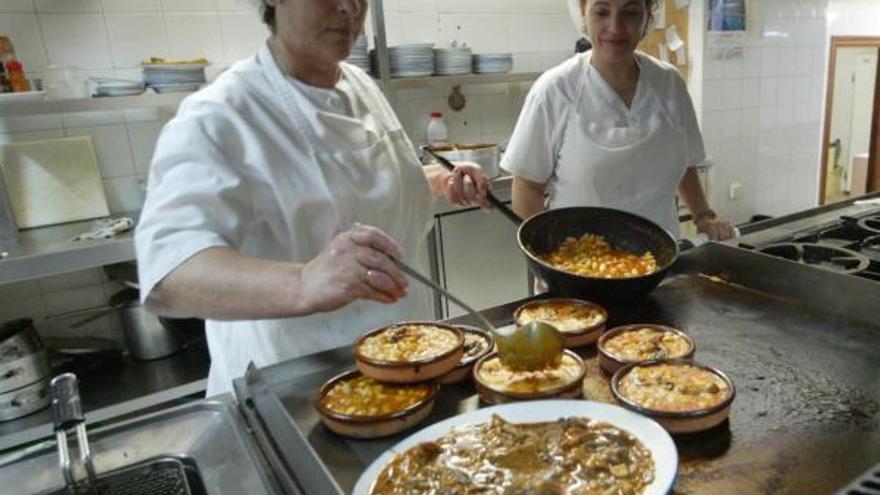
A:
[567,0,583,34]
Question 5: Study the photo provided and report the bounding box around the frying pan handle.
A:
[424,147,523,226]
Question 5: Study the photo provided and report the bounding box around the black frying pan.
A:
[425,149,678,302]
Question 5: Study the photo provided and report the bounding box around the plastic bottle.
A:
[5,60,30,92]
[426,111,449,147]
[0,64,9,93]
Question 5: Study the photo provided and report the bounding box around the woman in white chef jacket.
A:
[502,0,735,241]
[136,0,489,396]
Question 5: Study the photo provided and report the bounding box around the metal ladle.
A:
[394,259,565,371]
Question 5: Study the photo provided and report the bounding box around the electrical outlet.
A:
[729,182,742,200]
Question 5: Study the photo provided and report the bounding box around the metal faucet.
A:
[51,373,96,491]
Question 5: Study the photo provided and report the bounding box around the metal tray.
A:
[236,243,880,495]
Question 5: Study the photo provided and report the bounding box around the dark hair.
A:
[579,0,659,36]
[261,1,276,32]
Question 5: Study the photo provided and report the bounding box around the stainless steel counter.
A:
[0,211,139,285]
[235,243,880,495]
[0,340,210,453]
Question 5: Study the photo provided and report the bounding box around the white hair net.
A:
[567,0,583,34]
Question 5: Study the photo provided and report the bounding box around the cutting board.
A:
[0,136,110,229]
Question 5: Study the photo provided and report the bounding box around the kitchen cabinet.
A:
[433,206,530,318]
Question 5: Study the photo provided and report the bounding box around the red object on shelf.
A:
[5,59,30,93]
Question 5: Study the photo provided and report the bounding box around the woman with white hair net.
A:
[136,0,490,396]
[503,0,734,242]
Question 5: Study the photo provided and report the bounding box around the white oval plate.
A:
[353,399,678,495]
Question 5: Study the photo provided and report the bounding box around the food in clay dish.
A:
[598,324,695,374]
[473,350,586,403]
[314,370,439,438]
[514,298,608,347]
[354,322,464,383]
[611,360,735,434]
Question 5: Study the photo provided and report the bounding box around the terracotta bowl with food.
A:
[314,370,439,439]
[353,322,464,383]
[473,350,586,404]
[610,359,736,434]
[597,324,696,374]
[513,298,608,348]
[438,325,494,385]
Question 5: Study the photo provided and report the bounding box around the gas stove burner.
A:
[857,214,880,235]
[757,243,871,275]
[862,235,880,259]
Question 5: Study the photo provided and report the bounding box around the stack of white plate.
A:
[433,47,472,76]
[472,53,514,74]
[389,44,434,78]
[92,78,144,97]
[347,34,371,73]
[142,62,207,93]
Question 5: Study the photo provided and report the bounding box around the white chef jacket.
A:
[501,51,705,236]
[136,44,435,397]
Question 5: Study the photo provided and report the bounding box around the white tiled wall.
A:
[698,0,830,223]
[0,0,580,337]
[377,0,579,145]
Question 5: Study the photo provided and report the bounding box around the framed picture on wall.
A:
[708,0,747,32]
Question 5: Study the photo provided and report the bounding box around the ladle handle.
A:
[424,147,523,226]
[393,258,496,334]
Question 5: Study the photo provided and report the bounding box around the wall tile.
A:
[64,125,136,178]
[127,120,163,175]
[0,296,45,327]
[42,285,106,317]
[103,176,145,213]
[101,0,160,12]
[0,13,48,73]
[38,269,101,294]
[0,280,41,301]
[160,0,216,12]
[105,14,169,67]
[0,114,63,133]
[398,12,439,44]
[62,110,126,128]
[0,0,35,13]
[40,13,113,69]
[218,11,266,63]
[217,0,249,12]
[164,13,224,62]
[35,0,100,12]
[400,0,436,13]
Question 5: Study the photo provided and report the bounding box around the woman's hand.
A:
[695,217,736,241]
[299,224,409,312]
[441,161,491,208]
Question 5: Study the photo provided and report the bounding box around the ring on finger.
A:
[363,269,374,284]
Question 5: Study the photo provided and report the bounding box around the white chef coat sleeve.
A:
[135,116,253,306]
[500,84,560,184]
[676,75,707,169]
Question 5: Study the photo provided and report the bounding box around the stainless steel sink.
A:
[45,456,207,495]
[0,398,279,495]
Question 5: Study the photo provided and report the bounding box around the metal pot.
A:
[517,207,679,303]
[0,378,50,421]
[424,143,501,178]
[0,319,50,395]
[111,289,182,361]
[50,290,184,361]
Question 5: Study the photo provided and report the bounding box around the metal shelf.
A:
[386,72,540,90]
[0,213,137,284]
[0,92,193,117]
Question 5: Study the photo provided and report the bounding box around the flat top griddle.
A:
[235,243,880,495]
